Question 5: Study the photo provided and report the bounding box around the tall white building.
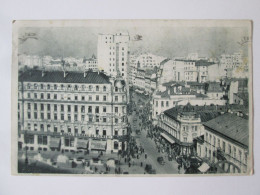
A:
[97,32,130,80]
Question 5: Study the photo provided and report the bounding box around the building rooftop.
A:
[174,59,215,66]
[163,103,225,122]
[18,69,110,84]
[207,82,223,93]
[203,113,249,148]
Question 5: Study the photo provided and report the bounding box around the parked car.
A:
[157,157,165,165]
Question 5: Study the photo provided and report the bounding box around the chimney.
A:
[84,71,87,78]
[64,71,68,78]
[42,70,46,77]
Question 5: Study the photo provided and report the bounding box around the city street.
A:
[127,91,179,174]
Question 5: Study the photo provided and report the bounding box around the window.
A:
[103,86,106,92]
[95,106,99,113]
[96,129,99,135]
[103,107,106,113]
[217,139,220,147]
[81,96,85,101]
[96,86,99,91]
[54,84,57,90]
[213,136,216,146]
[222,141,226,152]
[68,126,71,133]
[114,130,118,136]
[166,101,169,107]
[54,104,57,111]
[96,95,99,101]
[61,114,64,120]
[41,93,44,99]
[41,84,44,89]
[68,105,71,112]
[103,95,107,101]
[74,105,78,112]
[34,93,37,99]
[74,114,78,121]
[61,104,64,112]
[67,94,71,100]
[81,106,85,113]
[54,126,58,133]
[41,113,44,119]
[47,113,51,120]
[68,114,71,121]
[74,85,78,91]
[103,130,106,136]
[64,137,74,147]
[233,147,237,158]
[40,124,44,131]
[47,93,50,99]
[54,94,57,99]
[27,103,31,110]
[47,104,50,111]
[161,101,164,107]
[156,101,158,107]
[88,106,92,113]
[54,113,57,120]
[34,112,37,119]
[184,137,187,142]
[34,103,37,111]
[75,127,78,134]
[89,116,92,122]
[115,118,118,123]
[81,115,85,121]
[228,144,231,154]
[25,134,34,144]
[115,96,118,102]
[27,112,31,119]
[47,84,50,90]
[115,107,118,113]
[96,116,99,122]
[38,135,47,145]
[75,95,78,100]
[34,124,38,131]
[103,117,106,123]
[89,95,92,101]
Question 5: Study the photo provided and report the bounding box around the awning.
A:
[49,137,60,148]
[90,140,107,151]
[198,162,210,173]
[77,139,88,149]
[160,132,175,144]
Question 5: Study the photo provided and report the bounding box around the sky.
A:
[18,21,250,59]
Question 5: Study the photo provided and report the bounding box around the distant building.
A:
[205,82,225,100]
[196,113,249,173]
[97,32,130,80]
[82,54,98,71]
[134,53,167,69]
[18,69,128,154]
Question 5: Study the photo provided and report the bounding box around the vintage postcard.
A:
[11,20,253,176]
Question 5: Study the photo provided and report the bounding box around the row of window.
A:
[23,92,112,102]
[23,83,108,92]
[205,132,245,162]
[23,123,122,137]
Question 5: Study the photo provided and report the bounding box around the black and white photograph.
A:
[12,20,253,176]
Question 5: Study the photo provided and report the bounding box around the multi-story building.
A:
[151,82,227,120]
[97,32,130,80]
[18,69,128,154]
[134,53,167,69]
[157,103,224,155]
[196,113,249,173]
[82,54,98,71]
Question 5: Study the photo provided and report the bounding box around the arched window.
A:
[27,83,31,89]
[114,141,119,150]
[34,83,38,89]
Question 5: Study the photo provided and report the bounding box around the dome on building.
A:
[182,102,194,112]
[114,80,125,89]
